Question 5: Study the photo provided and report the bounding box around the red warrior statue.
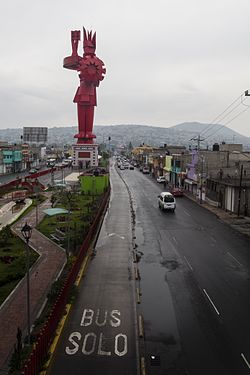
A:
[63,28,106,144]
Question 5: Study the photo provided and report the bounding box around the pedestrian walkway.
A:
[0,196,66,372]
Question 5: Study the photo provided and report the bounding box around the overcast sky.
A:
[1,0,250,137]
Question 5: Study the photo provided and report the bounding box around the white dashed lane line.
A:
[227,252,242,267]
[203,289,220,316]
[241,353,250,369]
[184,256,193,271]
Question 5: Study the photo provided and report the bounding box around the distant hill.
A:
[0,122,249,150]
[171,121,246,139]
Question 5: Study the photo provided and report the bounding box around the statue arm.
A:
[63,30,81,70]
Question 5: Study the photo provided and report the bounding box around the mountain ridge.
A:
[0,122,249,149]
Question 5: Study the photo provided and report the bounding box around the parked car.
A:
[157,176,166,183]
[158,192,176,212]
[120,164,125,170]
[129,165,134,170]
[170,187,184,197]
[124,162,130,169]
[29,169,37,174]
[142,166,150,174]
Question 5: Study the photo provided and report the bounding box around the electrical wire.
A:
[201,98,246,137]
[204,106,250,140]
[189,92,250,144]
[189,94,244,141]
[200,94,244,136]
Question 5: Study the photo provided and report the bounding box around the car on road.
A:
[157,176,166,183]
[170,187,184,197]
[129,165,134,170]
[158,192,176,212]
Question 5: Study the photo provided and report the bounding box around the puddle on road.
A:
[161,259,179,271]
[139,261,181,369]
[140,262,179,341]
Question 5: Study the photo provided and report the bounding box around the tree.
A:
[128,141,133,150]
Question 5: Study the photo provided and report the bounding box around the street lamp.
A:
[21,222,32,345]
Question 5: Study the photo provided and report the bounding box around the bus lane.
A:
[48,166,138,375]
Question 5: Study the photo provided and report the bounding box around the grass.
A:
[37,193,101,254]
[0,235,39,306]
[0,195,47,306]
[0,192,98,307]
[7,190,108,372]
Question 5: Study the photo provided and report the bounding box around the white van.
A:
[158,192,176,212]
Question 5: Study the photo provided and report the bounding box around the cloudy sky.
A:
[1,0,250,137]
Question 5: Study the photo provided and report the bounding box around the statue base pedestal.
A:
[72,143,99,169]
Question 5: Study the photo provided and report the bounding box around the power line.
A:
[204,106,250,140]
[189,91,250,144]
[189,93,244,141]
[200,94,244,136]
[201,98,245,137]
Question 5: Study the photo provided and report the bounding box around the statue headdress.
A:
[83,27,96,53]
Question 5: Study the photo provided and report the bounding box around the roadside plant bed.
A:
[0,225,39,306]
[13,186,110,375]
[37,192,103,254]
[8,256,77,374]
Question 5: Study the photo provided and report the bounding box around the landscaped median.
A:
[15,186,110,375]
[37,190,104,255]
[0,225,39,306]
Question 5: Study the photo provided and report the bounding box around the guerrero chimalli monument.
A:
[63,28,106,168]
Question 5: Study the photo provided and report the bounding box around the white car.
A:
[158,192,176,212]
[157,176,166,183]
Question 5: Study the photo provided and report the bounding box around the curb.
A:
[39,250,92,374]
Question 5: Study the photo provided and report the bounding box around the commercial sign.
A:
[23,127,48,143]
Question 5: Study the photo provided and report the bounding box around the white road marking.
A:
[210,236,216,244]
[241,353,250,369]
[184,256,193,271]
[171,237,179,257]
[183,209,191,216]
[227,252,242,266]
[203,289,220,316]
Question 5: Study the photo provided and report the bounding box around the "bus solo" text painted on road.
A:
[65,308,128,357]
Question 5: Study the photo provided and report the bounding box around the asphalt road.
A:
[47,164,250,375]
[48,164,138,375]
[120,166,250,375]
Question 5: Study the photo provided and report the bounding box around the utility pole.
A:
[237,164,243,216]
[200,156,204,204]
[190,134,205,151]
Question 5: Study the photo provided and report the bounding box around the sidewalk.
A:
[0,196,66,372]
[184,191,250,238]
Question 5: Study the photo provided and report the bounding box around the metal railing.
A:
[21,186,110,375]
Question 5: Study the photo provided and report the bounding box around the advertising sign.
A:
[23,127,48,143]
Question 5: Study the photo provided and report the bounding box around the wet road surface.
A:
[121,166,250,375]
[48,163,250,375]
[48,164,138,375]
